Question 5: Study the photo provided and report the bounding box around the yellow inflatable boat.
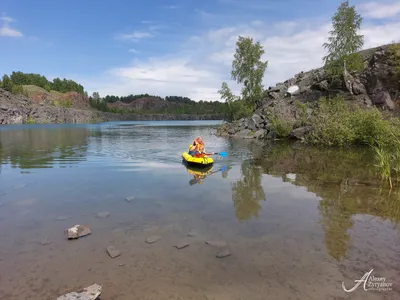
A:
[182,151,214,167]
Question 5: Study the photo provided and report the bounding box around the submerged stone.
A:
[125,196,135,202]
[216,249,231,258]
[174,239,190,249]
[146,235,161,244]
[56,283,102,300]
[96,211,110,218]
[205,240,228,248]
[106,246,121,258]
[67,225,92,240]
[187,230,198,237]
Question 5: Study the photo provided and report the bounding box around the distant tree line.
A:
[102,94,195,105]
[88,92,228,115]
[0,71,85,94]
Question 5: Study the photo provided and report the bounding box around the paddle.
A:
[206,151,228,157]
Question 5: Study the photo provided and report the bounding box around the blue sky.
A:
[1,0,400,100]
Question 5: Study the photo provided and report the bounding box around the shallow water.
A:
[0,120,399,300]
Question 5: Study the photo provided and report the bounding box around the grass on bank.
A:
[265,95,400,188]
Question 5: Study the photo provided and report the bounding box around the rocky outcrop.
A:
[217,44,400,140]
[0,89,222,124]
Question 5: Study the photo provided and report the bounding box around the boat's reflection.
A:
[183,162,229,185]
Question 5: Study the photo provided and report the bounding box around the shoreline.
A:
[0,88,224,125]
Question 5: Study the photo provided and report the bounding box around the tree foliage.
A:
[323,0,364,81]
[232,36,268,107]
[89,92,228,116]
[389,42,400,81]
[218,36,268,121]
[0,71,85,95]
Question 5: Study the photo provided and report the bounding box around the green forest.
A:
[0,71,85,94]
[90,93,228,115]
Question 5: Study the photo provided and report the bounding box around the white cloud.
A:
[218,0,273,10]
[358,1,400,19]
[116,23,166,42]
[116,31,153,41]
[128,48,139,53]
[83,58,220,101]
[0,13,23,37]
[83,1,400,101]
[160,5,180,9]
[1,15,13,22]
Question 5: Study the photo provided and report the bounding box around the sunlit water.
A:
[0,120,399,300]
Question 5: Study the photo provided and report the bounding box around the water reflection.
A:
[231,159,266,221]
[242,140,400,259]
[184,164,229,185]
[0,127,89,169]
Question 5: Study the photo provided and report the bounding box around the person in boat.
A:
[188,136,205,157]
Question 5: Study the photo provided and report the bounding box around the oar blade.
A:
[219,151,228,157]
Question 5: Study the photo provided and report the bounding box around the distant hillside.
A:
[100,94,227,115]
[21,85,91,109]
[108,96,177,111]
[0,70,228,118]
[0,87,224,125]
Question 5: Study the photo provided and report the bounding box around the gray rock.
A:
[371,91,395,110]
[364,95,373,106]
[352,81,366,95]
[187,230,198,237]
[311,80,328,91]
[251,114,263,128]
[205,240,228,248]
[247,119,257,131]
[57,283,102,300]
[253,129,267,139]
[268,92,280,99]
[146,235,161,244]
[227,127,236,135]
[96,211,110,218]
[40,238,51,245]
[125,196,135,202]
[67,225,92,240]
[289,126,313,139]
[267,87,281,93]
[236,129,252,138]
[266,131,278,139]
[106,246,121,258]
[216,249,231,258]
[174,239,190,249]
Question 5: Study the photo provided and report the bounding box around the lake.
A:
[0,120,399,300]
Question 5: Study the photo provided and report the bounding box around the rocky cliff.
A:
[0,89,222,125]
[217,44,400,140]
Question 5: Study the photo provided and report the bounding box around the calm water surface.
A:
[0,120,399,300]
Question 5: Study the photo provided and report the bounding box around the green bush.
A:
[389,43,400,81]
[268,114,293,137]
[11,84,24,95]
[305,96,400,147]
[61,99,73,108]
[25,116,36,124]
